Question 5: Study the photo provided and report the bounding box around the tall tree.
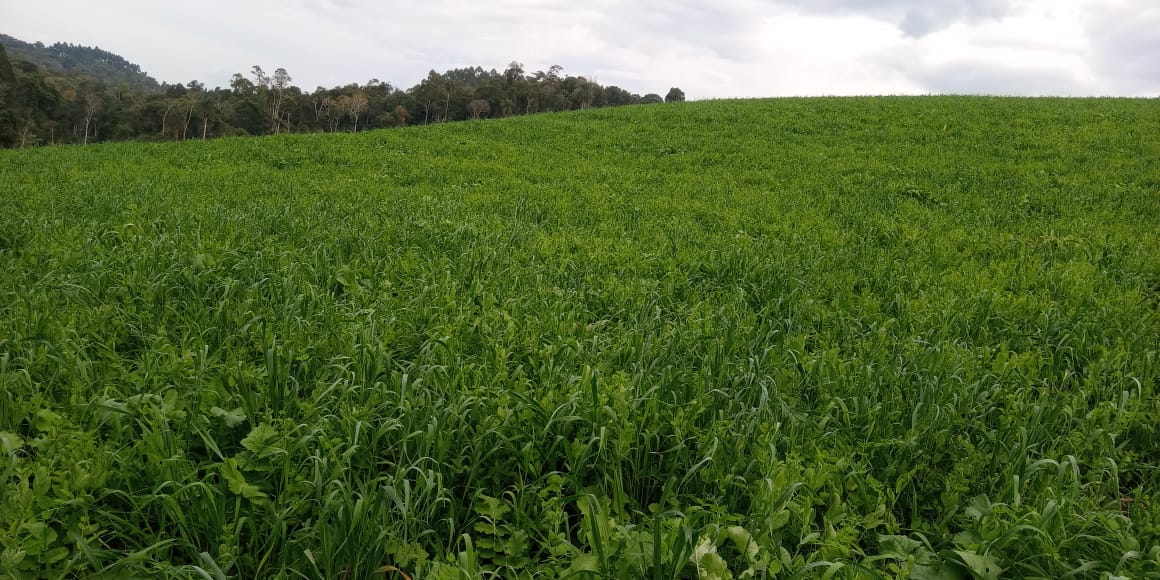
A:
[467,99,490,119]
[270,67,292,132]
[411,71,446,124]
[347,91,368,131]
[230,73,254,96]
[82,92,99,144]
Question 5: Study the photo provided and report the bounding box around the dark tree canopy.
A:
[0,34,675,148]
[665,87,686,103]
[0,33,160,91]
[0,43,15,84]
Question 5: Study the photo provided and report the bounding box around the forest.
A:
[0,36,683,148]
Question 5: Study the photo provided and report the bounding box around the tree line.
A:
[0,42,686,148]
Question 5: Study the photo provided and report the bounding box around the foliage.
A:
[0,97,1157,578]
[0,36,665,148]
[0,33,161,91]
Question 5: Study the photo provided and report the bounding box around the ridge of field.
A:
[1,97,1158,578]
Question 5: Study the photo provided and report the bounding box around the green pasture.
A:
[1,97,1158,578]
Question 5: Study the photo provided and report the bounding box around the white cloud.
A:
[747,10,922,95]
[0,0,1156,97]
[884,0,1105,95]
[1084,0,1160,94]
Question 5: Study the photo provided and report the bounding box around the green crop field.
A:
[1,97,1158,579]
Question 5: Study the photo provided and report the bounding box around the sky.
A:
[1,0,1157,98]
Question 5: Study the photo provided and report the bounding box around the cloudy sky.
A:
[2,0,1157,98]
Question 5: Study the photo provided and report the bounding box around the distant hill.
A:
[0,33,162,91]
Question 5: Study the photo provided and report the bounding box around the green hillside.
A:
[0,33,162,91]
[1,97,1158,578]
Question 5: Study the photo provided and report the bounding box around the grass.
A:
[0,96,1158,578]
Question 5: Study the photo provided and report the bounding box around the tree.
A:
[180,94,197,140]
[665,87,686,103]
[250,65,268,88]
[0,44,16,85]
[269,67,292,133]
[0,44,20,146]
[343,91,368,131]
[503,61,526,114]
[312,90,333,130]
[0,44,14,111]
[539,65,565,112]
[82,92,100,144]
[604,86,638,106]
[246,65,292,133]
[441,78,464,122]
[230,73,254,96]
[198,92,224,139]
[566,76,597,109]
[181,81,204,140]
[503,61,524,84]
[411,70,445,124]
[640,93,664,104]
[160,99,175,139]
[0,41,672,148]
[467,99,490,120]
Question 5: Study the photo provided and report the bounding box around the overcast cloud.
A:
[1,0,1156,97]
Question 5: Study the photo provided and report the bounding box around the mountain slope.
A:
[0,32,161,90]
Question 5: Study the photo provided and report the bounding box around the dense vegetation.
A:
[1,97,1158,578]
[0,35,678,149]
[0,34,161,92]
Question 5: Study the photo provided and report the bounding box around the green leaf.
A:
[724,526,764,575]
[695,553,732,580]
[952,530,982,550]
[336,265,359,288]
[563,553,600,576]
[0,548,27,571]
[691,535,732,580]
[20,522,58,556]
[474,494,510,520]
[192,252,217,268]
[32,409,63,433]
[948,550,1002,580]
[879,535,923,557]
[912,563,966,580]
[963,496,992,521]
[210,407,247,428]
[767,510,790,530]
[160,389,186,420]
[0,431,23,453]
[42,546,69,565]
[879,534,934,565]
[616,529,653,577]
[501,530,529,556]
[386,539,429,568]
[241,423,280,454]
[221,458,265,499]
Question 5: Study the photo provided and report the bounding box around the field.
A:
[1,97,1158,578]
